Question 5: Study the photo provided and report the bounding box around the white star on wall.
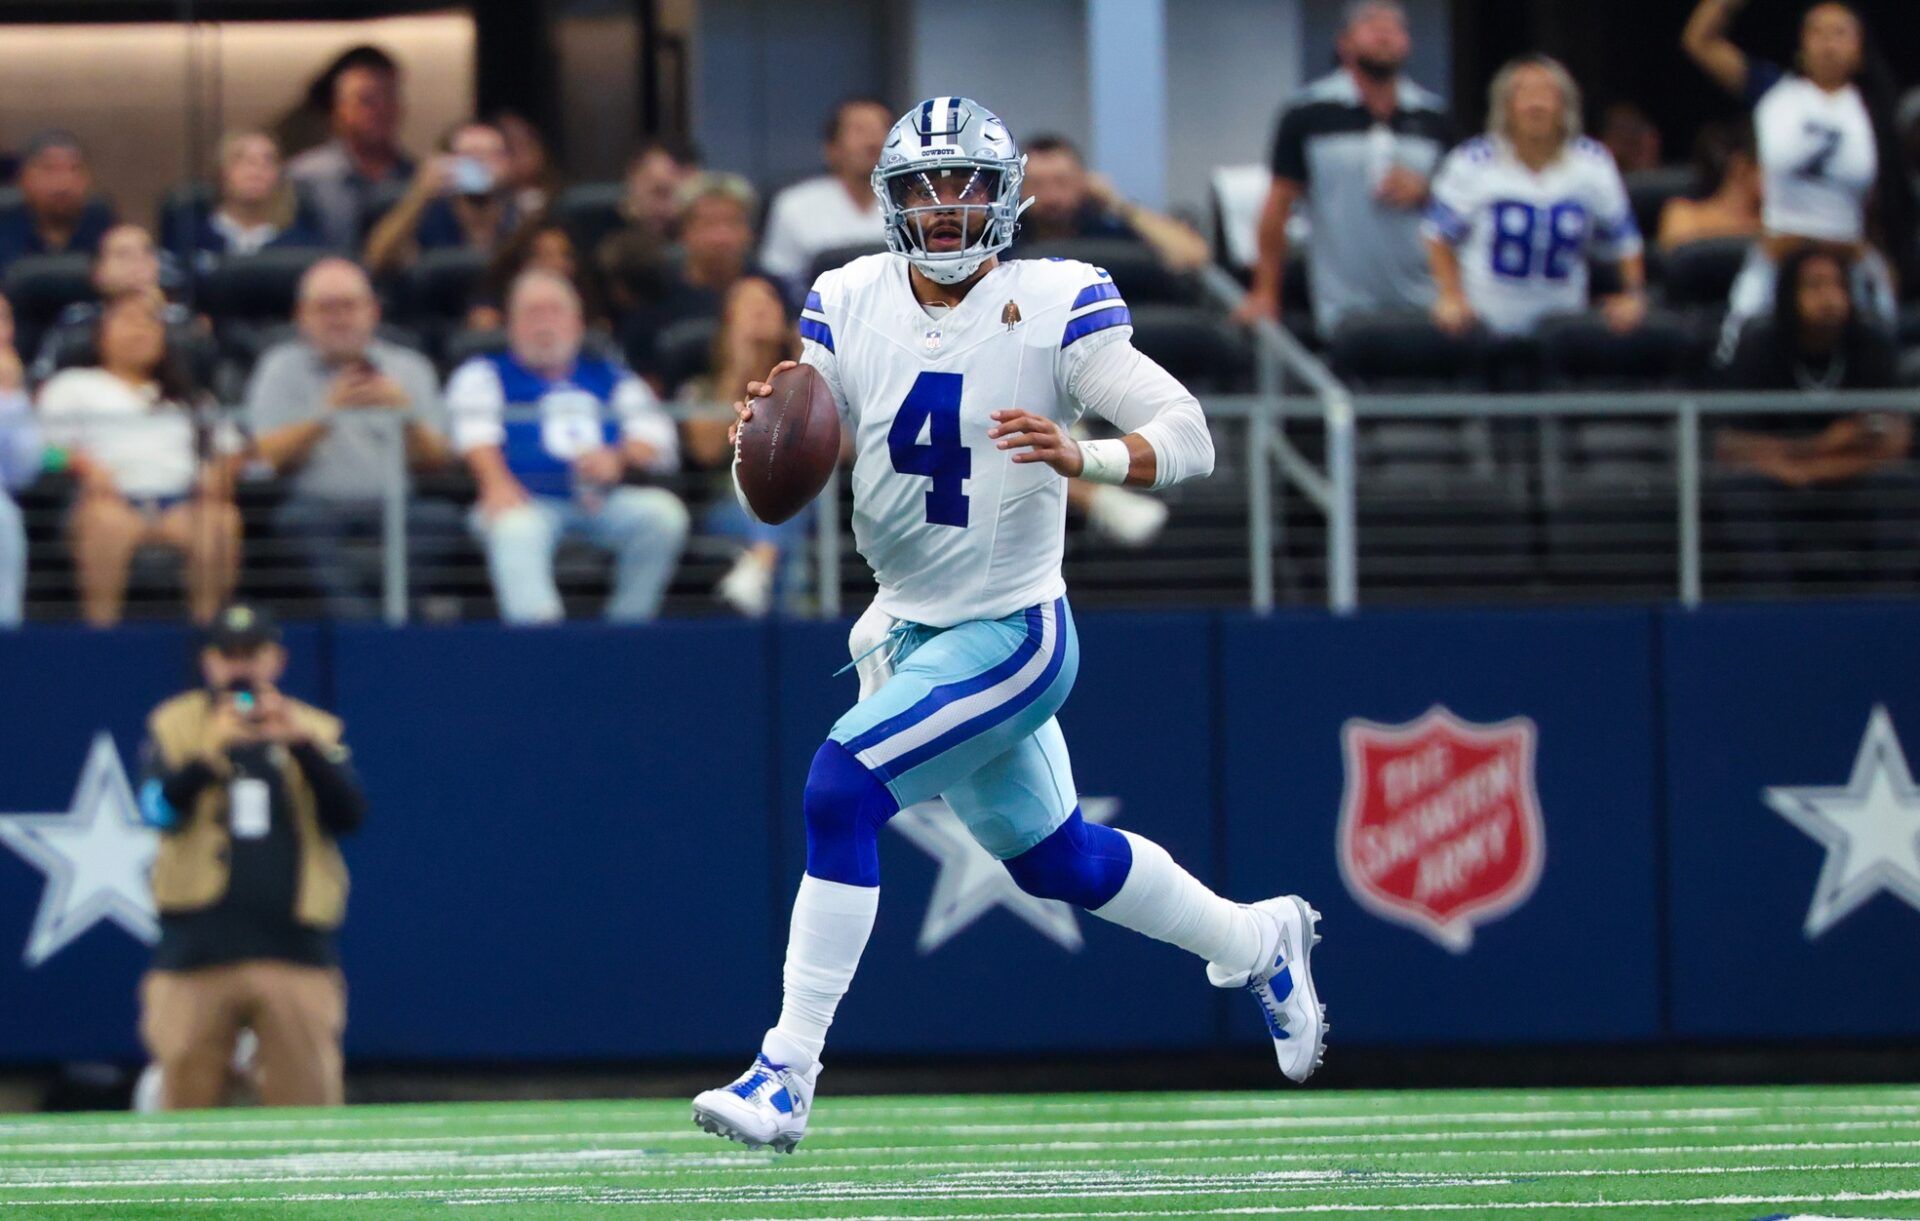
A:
[1766,705,1920,939]
[0,733,159,966]
[890,797,1119,954]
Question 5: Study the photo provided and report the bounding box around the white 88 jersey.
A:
[799,254,1133,628]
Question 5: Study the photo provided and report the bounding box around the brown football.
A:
[734,363,841,525]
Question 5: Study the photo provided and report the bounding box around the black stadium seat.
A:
[650,316,717,396]
[405,247,489,322]
[1015,237,1196,305]
[1660,236,1752,312]
[1623,165,1694,249]
[803,243,887,294]
[196,248,327,323]
[1328,310,1485,391]
[553,181,625,254]
[3,253,94,358]
[1125,304,1253,394]
[1537,311,1692,389]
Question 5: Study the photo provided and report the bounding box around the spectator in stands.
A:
[1658,122,1764,250]
[38,293,241,626]
[449,269,688,624]
[595,138,698,322]
[33,224,200,384]
[0,293,35,627]
[619,173,762,381]
[471,220,606,333]
[493,110,558,218]
[0,130,116,272]
[1237,1,1452,335]
[1683,0,1908,349]
[178,133,325,272]
[1714,246,1910,584]
[245,258,458,619]
[1598,103,1665,176]
[679,274,805,617]
[364,120,522,277]
[271,44,394,160]
[1426,56,1646,338]
[135,602,363,1110]
[1010,135,1209,270]
[757,97,891,297]
[285,46,415,251]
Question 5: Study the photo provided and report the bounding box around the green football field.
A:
[2,1084,1918,1218]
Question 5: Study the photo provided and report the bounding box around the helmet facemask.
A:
[874,157,1029,285]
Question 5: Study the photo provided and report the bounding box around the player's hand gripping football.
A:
[729,360,800,448]
[989,411,1084,478]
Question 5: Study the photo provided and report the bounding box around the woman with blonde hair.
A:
[1424,55,1646,338]
[178,132,324,270]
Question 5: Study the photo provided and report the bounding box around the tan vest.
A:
[144,691,351,929]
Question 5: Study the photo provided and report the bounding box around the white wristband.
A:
[1078,438,1132,486]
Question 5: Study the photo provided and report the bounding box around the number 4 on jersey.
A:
[889,371,971,527]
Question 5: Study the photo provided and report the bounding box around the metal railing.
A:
[17,377,1920,624]
[1195,269,1920,614]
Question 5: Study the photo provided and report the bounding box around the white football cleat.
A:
[1208,895,1326,1084]
[691,1053,818,1152]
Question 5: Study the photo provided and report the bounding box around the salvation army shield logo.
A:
[1337,706,1545,953]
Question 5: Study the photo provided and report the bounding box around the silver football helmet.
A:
[871,97,1029,285]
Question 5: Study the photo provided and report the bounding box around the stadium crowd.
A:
[1,0,1917,627]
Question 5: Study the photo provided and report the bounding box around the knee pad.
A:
[803,740,899,887]
[1004,809,1134,909]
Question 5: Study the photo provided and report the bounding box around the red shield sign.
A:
[1337,706,1544,952]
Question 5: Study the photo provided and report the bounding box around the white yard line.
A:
[9,1116,1918,1158]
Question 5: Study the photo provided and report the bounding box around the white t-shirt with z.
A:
[1753,71,1877,243]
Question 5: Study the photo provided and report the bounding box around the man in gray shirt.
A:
[247,258,456,617]
[1236,1,1452,337]
[284,50,415,251]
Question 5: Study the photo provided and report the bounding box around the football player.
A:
[691,98,1326,1153]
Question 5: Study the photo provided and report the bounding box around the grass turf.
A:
[1,1084,1918,1218]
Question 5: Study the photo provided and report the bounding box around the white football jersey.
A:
[801,253,1133,628]
[1425,136,1641,336]
[1754,74,1876,244]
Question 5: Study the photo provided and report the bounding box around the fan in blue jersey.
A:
[690,98,1327,1154]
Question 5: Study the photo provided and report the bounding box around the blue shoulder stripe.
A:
[799,317,835,352]
[805,290,824,312]
[1061,304,1131,348]
[1071,281,1123,310]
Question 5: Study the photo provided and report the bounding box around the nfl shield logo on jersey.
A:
[1336,706,1545,953]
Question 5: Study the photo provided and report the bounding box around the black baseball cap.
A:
[205,603,281,653]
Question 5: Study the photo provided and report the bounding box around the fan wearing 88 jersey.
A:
[692,98,1328,1155]
[1424,56,1645,338]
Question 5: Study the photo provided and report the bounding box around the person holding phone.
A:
[134,603,365,1111]
[363,119,523,276]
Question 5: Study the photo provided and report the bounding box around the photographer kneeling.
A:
[135,603,365,1110]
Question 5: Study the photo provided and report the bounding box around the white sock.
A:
[763,874,878,1068]
[1091,831,1262,974]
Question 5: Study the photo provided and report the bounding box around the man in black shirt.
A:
[135,603,365,1109]
[1714,246,1912,587]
